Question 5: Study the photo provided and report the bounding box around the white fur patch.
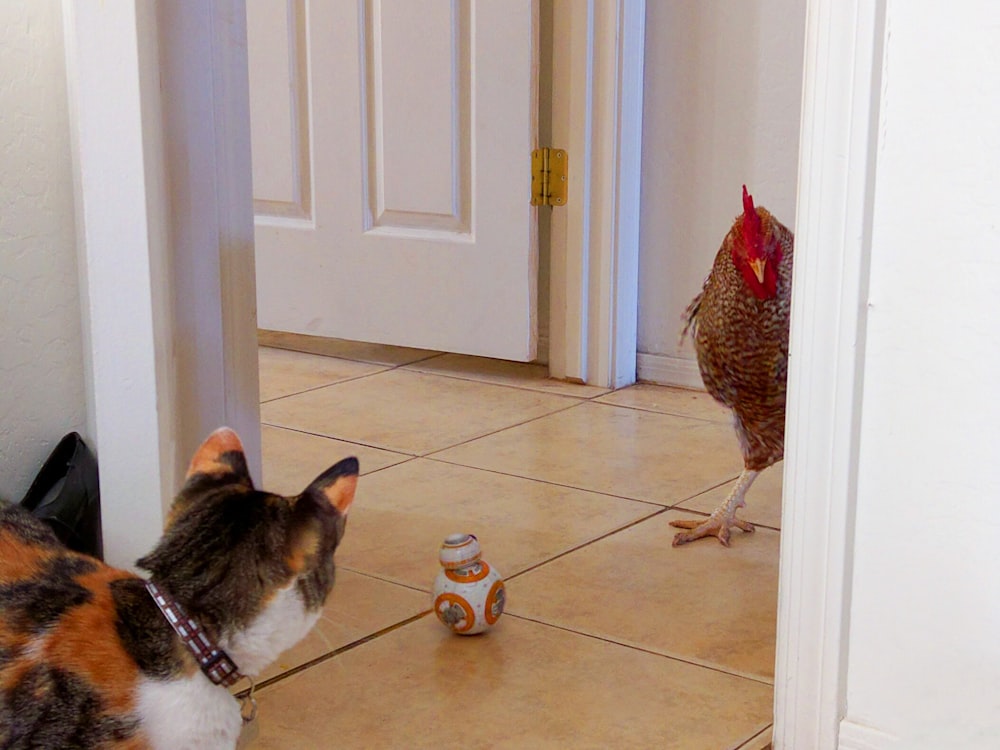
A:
[137,583,321,749]
[137,672,242,750]
[220,582,321,677]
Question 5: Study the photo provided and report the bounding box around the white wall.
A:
[844,2,1000,748]
[0,1,87,501]
[637,0,805,385]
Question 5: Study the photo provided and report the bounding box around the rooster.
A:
[670,186,794,546]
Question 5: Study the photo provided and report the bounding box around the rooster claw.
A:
[670,515,755,547]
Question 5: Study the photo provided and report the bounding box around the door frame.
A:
[63,0,648,557]
[66,1,882,746]
[547,0,645,389]
[774,0,884,747]
[63,0,260,568]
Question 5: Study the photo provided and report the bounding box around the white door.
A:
[248,1,538,360]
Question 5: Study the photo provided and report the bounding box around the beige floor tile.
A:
[258,347,388,402]
[405,353,611,398]
[736,725,773,750]
[508,510,779,680]
[335,459,657,588]
[433,401,742,505]
[250,615,773,750]
[260,425,410,496]
[677,461,784,530]
[596,382,732,423]
[259,330,437,366]
[260,369,582,456]
[255,570,428,684]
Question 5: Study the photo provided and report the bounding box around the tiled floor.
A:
[246,338,782,749]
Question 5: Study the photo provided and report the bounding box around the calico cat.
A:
[0,427,358,750]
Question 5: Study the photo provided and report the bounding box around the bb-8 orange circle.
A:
[434,592,476,633]
[484,579,505,625]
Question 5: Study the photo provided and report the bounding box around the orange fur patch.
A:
[0,530,53,583]
[44,564,145,715]
[322,474,358,515]
[185,427,244,479]
[286,525,320,574]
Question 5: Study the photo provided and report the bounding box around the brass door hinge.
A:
[531,148,568,206]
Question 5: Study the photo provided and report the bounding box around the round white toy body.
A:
[432,533,505,635]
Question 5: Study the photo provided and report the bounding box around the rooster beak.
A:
[748,258,766,284]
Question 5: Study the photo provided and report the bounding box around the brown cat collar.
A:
[145,580,243,687]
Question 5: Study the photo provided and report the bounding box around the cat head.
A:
[136,428,358,671]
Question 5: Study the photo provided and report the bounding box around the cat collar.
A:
[145,580,243,687]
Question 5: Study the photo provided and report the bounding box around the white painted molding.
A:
[635,353,704,390]
[63,1,176,567]
[156,2,262,484]
[548,0,595,384]
[64,1,261,567]
[548,0,644,389]
[772,0,885,748]
[587,0,644,389]
[838,721,898,750]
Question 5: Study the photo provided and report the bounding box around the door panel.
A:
[249,0,538,360]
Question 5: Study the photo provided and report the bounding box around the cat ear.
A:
[285,458,359,573]
[302,456,359,515]
[184,427,252,487]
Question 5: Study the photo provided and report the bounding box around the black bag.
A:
[20,432,103,560]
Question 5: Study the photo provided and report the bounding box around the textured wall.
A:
[637,1,805,366]
[0,1,87,501]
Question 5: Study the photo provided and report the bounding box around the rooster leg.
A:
[670,469,758,547]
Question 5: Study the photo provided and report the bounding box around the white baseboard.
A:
[635,352,704,390]
[838,721,898,750]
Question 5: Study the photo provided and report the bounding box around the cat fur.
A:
[0,428,358,750]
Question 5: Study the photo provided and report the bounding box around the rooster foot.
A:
[670,514,755,547]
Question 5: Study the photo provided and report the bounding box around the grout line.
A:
[257,347,454,407]
[262,410,748,520]
[425,455,740,513]
[261,419,766,526]
[668,473,783,532]
[261,344,619,405]
[423,455,670,509]
[588,397,731,424]
[236,610,432,698]
[732,724,773,750]
[339,566,430,595]
[398,365,612,400]
[400,368,594,402]
[417,398,589,457]
[259,422,418,460]
[258,342,443,370]
[503,613,775,687]
[398,352,448,367]
[369,352,448,371]
[662,504,782,533]
[662,475,741,510]
[260,364,591,461]
[505,508,669,582]
[258,368,395,405]
[360,457,422,479]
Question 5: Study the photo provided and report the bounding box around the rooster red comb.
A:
[741,184,763,252]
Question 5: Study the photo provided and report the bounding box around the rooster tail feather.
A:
[679,290,703,346]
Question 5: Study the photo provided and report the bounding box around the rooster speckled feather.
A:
[671,186,794,546]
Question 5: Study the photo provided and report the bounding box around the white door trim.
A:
[63,1,176,568]
[63,1,260,567]
[548,0,644,389]
[773,1,884,748]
